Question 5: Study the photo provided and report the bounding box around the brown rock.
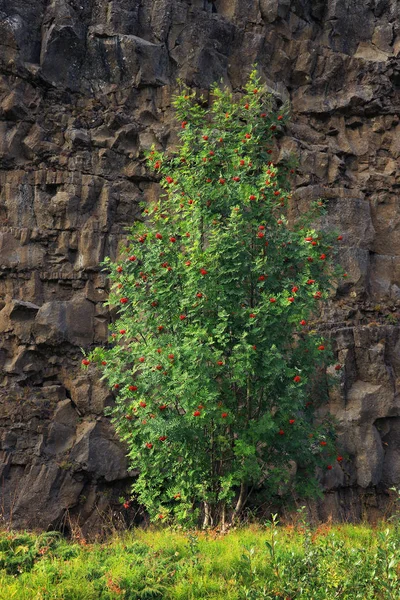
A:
[1,0,400,531]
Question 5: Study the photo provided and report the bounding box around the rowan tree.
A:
[85,71,344,528]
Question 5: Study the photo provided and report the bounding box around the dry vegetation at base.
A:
[0,517,399,599]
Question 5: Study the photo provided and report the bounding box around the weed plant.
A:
[0,512,399,599]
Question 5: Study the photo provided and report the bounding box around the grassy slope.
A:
[0,523,399,599]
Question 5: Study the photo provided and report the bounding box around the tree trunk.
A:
[202,501,210,528]
[231,482,247,524]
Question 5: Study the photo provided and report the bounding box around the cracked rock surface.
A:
[1,0,400,532]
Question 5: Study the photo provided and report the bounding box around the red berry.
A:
[306,279,315,285]
[202,135,208,140]
[318,345,325,351]
[193,410,201,416]
[159,436,167,441]
[320,254,326,260]
[185,261,191,266]
[249,194,256,200]
[337,235,343,241]
[129,385,137,391]
[185,232,190,237]
[139,357,145,363]
[119,329,126,335]
[156,365,162,370]
[156,233,162,240]
[168,354,174,360]
[120,297,128,304]
[278,429,285,436]
[81,359,90,366]
[277,115,283,121]
[335,364,342,371]
[114,384,120,389]
[169,237,176,243]
[289,419,295,424]
[292,286,299,293]
[249,313,256,318]
[307,257,313,262]
[257,232,264,238]
[179,314,186,321]
[337,456,343,462]
[146,443,153,449]
[293,376,301,383]
[245,133,251,139]
[288,297,294,303]
[320,441,327,446]
[217,360,224,366]
[327,465,332,470]
[101,361,107,366]
[129,255,136,261]
[314,291,322,299]
[196,292,203,298]
[219,178,226,184]
[300,320,307,326]
[140,401,147,408]
[166,176,173,184]
[158,326,164,332]
[240,160,245,166]
[233,176,240,182]
[258,275,266,281]
[117,266,123,273]
[200,268,208,276]
[269,298,276,303]
[221,412,228,418]
[159,404,167,410]
[181,121,187,128]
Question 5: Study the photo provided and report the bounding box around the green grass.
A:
[0,520,399,599]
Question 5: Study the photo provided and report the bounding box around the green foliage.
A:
[0,524,399,599]
[0,531,64,575]
[86,70,345,526]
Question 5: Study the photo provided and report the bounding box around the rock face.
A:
[1,0,400,532]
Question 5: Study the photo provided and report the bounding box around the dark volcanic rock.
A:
[1,0,400,531]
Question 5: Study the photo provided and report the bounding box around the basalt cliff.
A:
[1,0,400,535]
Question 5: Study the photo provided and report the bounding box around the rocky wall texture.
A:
[1,0,400,533]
